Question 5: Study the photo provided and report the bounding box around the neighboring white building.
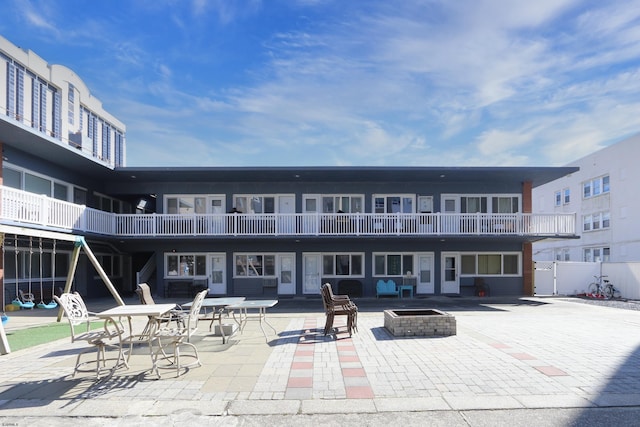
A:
[533,133,640,262]
[0,35,126,169]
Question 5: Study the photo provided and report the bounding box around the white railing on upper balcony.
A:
[0,186,576,237]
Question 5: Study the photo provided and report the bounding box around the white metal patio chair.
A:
[54,292,127,378]
[150,289,208,378]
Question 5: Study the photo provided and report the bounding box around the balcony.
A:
[0,186,577,238]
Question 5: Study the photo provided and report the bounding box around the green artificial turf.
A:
[5,321,102,352]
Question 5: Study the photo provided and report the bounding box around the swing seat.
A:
[37,301,58,309]
[13,290,35,309]
[12,298,35,309]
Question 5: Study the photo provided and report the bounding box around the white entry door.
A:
[278,195,295,233]
[208,196,226,234]
[208,253,226,295]
[303,253,322,295]
[441,252,460,294]
[442,196,459,233]
[278,254,295,295]
[302,194,320,233]
[417,253,434,294]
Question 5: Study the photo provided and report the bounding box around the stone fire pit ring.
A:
[384,308,456,337]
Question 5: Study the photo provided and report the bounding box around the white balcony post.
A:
[39,194,47,226]
[79,205,87,232]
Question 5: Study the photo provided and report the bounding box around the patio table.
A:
[95,303,177,375]
[226,300,278,342]
[182,297,245,343]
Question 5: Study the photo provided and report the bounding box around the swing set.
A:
[9,236,57,310]
[1,226,126,355]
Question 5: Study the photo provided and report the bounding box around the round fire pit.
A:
[384,309,456,337]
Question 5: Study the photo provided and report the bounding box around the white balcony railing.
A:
[0,186,577,238]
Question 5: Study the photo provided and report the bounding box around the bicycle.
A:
[587,275,620,299]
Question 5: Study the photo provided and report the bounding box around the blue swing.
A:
[12,237,35,309]
[12,290,35,309]
[36,238,57,309]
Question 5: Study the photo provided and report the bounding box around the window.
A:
[373,253,414,276]
[322,253,363,276]
[96,255,122,277]
[460,253,521,276]
[166,253,207,277]
[583,247,610,262]
[583,175,610,199]
[95,192,129,213]
[563,188,570,205]
[554,191,561,207]
[583,212,610,232]
[492,196,519,213]
[3,167,21,189]
[166,195,207,214]
[461,196,487,213]
[373,195,414,213]
[234,195,275,214]
[4,165,72,201]
[322,195,363,213]
[68,83,75,125]
[234,254,276,277]
[5,245,70,282]
[448,194,520,213]
[555,249,570,261]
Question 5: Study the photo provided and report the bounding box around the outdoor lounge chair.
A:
[321,283,358,337]
[54,292,126,378]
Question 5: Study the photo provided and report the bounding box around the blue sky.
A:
[2,0,640,167]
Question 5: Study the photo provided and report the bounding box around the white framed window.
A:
[444,194,520,214]
[554,249,570,261]
[233,195,276,214]
[234,253,276,277]
[583,212,610,232]
[322,253,364,276]
[373,253,414,276]
[583,175,610,199]
[554,191,561,207]
[461,196,487,213]
[492,196,520,213]
[583,247,610,262]
[165,194,225,214]
[4,164,73,201]
[166,253,207,277]
[165,195,207,214]
[460,252,521,276]
[321,195,363,213]
[373,195,415,213]
[563,188,570,205]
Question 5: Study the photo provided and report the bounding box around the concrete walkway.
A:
[1,295,640,426]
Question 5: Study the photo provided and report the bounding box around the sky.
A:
[2,0,640,168]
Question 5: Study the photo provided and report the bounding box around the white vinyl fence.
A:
[534,261,640,300]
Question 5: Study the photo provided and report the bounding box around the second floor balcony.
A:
[0,186,577,239]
